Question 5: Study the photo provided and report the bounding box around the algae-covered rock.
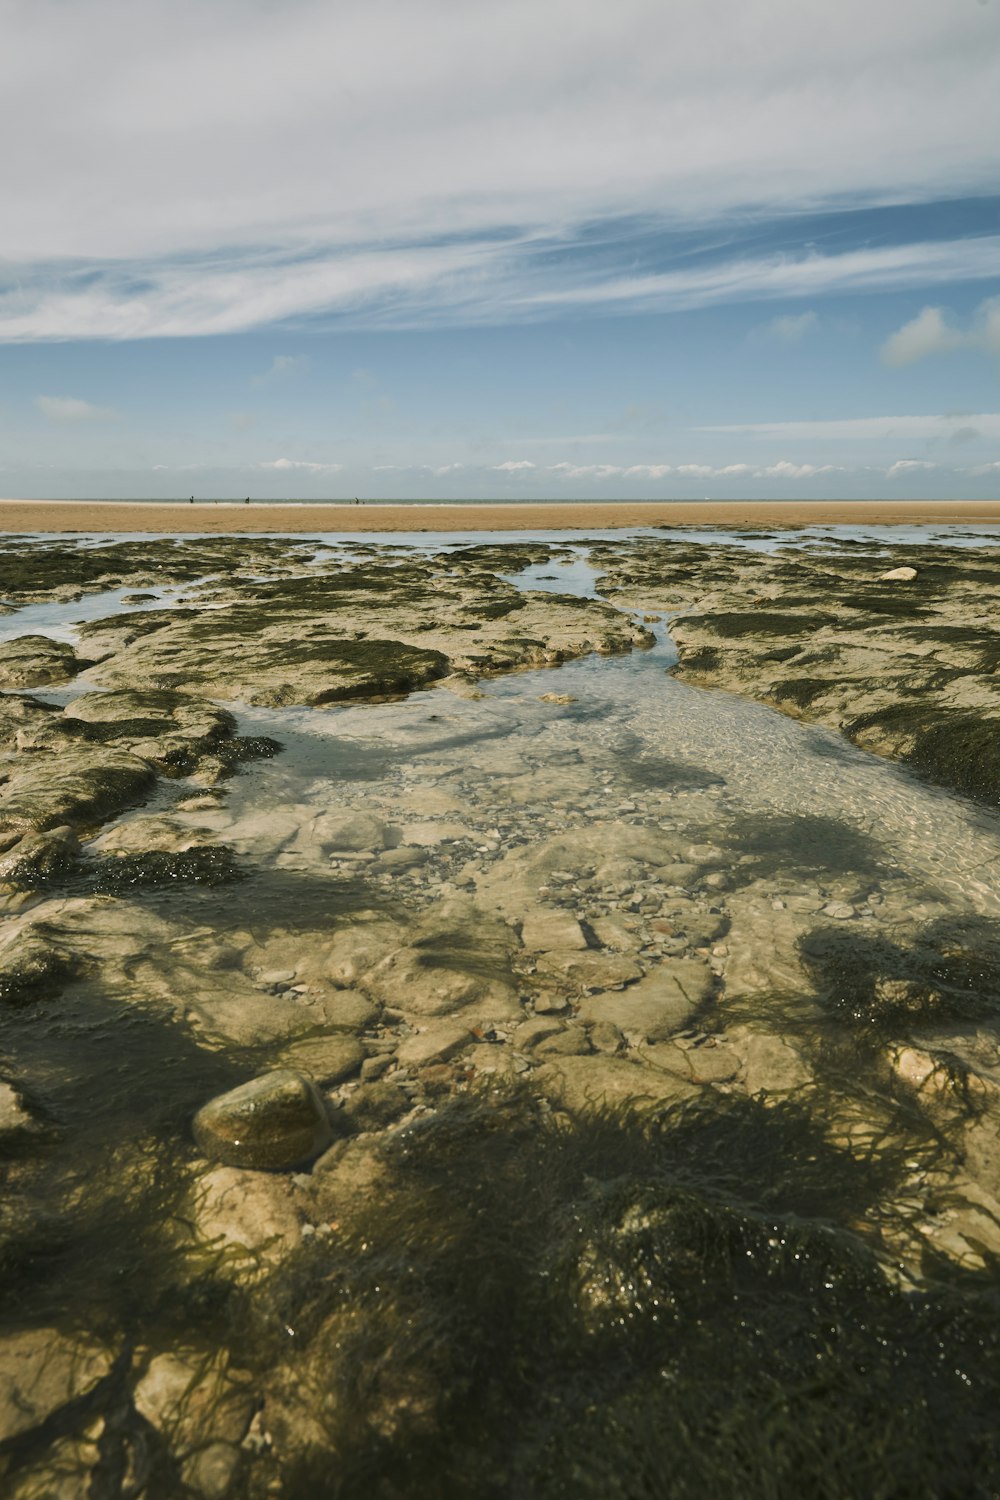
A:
[0,825,80,890]
[0,745,156,832]
[193,1069,333,1169]
[62,688,239,773]
[0,634,84,687]
[0,927,84,1007]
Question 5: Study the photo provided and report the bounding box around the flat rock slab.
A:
[520,910,589,952]
[193,1068,333,1170]
[535,1054,698,1113]
[577,960,713,1040]
[278,1035,365,1085]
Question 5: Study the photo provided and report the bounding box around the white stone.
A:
[878,566,918,581]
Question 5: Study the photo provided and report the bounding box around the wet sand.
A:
[2,498,1000,533]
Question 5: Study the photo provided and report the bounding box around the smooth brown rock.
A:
[193,1069,333,1169]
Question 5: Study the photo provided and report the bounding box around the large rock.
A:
[0,1327,113,1442]
[577,960,713,1041]
[193,1069,333,1170]
[0,634,83,687]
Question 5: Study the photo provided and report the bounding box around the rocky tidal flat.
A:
[3,528,1000,1496]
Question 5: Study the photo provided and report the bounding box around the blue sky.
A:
[1,0,998,500]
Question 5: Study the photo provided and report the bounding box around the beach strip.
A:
[1,498,1000,534]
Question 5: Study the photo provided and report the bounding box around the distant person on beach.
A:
[245,497,250,505]
[189,496,194,504]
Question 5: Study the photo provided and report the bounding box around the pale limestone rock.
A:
[0,1328,113,1442]
[182,1442,243,1499]
[536,1053,698,1113]
[395,1022,472,1068]
[520,910,588,952]
[879,566,918,581]
[577,959,712,1041]
[278,1035,364,1085]
[313,811,397,853]
[191,1165,302,1266]
[533,949,643,993]
[0,1079,33,1135]
[324,918,408,987]
[400,820,468,846]
[736,1030,812,1096]
[133,1348,254,1458]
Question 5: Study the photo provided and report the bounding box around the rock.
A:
[513,1017,565,1050]
[736,1031,812,1096]
[576,960,712,1040]
[0,1327,113,1442]
[183,1442,243,1499]
[395,1023,472,1068]
[193,1069,333,1170]
[0,927,83,1007]
[520,910,589,952]
[190,1165,302,1265]
[400,820,468,847]
[821,902,856,920]
[311,987,380,1031]
[342,1080,411,1131]
[132,1348,254,1459]
[278,1035,365,1085]
[878,566,918,581]
[0,745,156,833]
[0,634,82,687]
[314,811,398,853]
[589,1020,625,1054]
[536,1025,591,1057]
[535,1053,698,1113]
[533,950,643,993]
[0,826,79,889]
[0,1079,34,1136]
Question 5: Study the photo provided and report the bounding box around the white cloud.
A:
[548,462,626,479]
[35,394,117,423]
[881,295,1000,366]
[969,461,1000,476]
[623,464,673,478]
[700,412,1000,442]
[881,307,966,366]
[494,460,536,471]
[252,353,309,384]
[0,1,999,339]
[756,460,835,479]
[258,457,341,472]
[753,310,818,342]
[887,459,938,477]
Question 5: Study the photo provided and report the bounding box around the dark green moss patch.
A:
[800,916,1000,1030]
[88,845,244,894]
[267,1087,1000,1500]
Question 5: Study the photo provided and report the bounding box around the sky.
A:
[1,0,999,501]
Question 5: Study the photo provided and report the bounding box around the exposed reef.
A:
[3,530,1000,1498]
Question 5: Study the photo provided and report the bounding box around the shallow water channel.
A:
[4,527,1000,1497]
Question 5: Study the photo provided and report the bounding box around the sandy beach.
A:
[1,498,1000,533]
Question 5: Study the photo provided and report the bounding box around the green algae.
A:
[262,1086,1000,1500]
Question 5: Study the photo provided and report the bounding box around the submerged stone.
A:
[193,1068,333,1170]
[0,1327,113,1442]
